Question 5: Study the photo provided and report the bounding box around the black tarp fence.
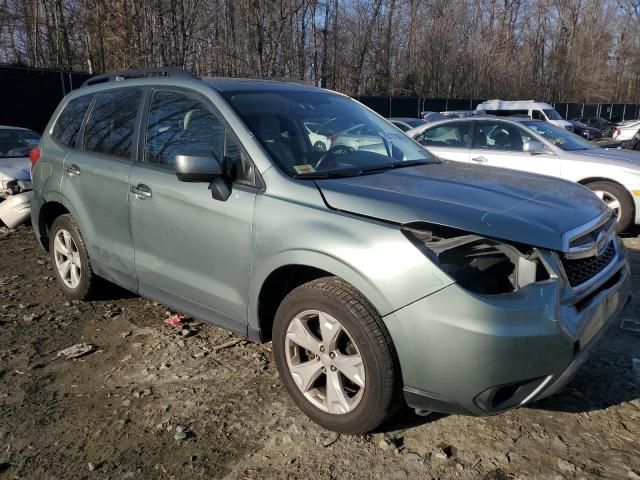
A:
[1,65,639,133]
[0,66,91,133]
[356,96,640,122]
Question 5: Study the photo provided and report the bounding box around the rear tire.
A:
[50,214,95,300]
[585,181,633,233]
[273,277,401,433]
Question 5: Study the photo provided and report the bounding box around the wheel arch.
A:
[38,200,70,250]
[578,176,634,211]
[577,176,626,189]
[577,176,636,230]
[251,253,392,343]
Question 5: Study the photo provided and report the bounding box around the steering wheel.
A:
[315,145,355,170]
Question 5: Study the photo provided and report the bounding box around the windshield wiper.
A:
[293,160,431,180]
[292,169,362,179]
[357,159,431,174]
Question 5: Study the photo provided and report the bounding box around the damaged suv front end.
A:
[391,212,628,415]
[309,157,630,417]
[0,127,38,229]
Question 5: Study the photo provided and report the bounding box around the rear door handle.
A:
[130,184,152,199]
[65,164,80,176]
[472,156,488,163]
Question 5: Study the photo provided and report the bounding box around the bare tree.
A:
[1,0,639,102]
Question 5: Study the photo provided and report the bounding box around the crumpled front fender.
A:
[0,191,32,229]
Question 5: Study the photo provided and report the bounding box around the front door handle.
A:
[65,164,80,176]
[472,156,488,163]
[130,184,152,199]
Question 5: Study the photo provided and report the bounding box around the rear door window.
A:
[52,94,94,148]
[84,89,142,159]
[474,122,530,151]
[416,123,471,148]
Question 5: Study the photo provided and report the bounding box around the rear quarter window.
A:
[51,94,94,148]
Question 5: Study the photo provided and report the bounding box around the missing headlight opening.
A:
[402,223,550,294]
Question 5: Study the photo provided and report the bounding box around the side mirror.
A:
[175,154,231,201]
[523,140,547,155]
[175,154,222,182]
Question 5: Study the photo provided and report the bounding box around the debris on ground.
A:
[1,225,639,479]
[212,337,245,351]
[55,343,96,360]
[173,424,193,443]
[620,318,640,332]
[164,313,187,327]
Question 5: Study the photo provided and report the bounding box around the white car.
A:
[304,124,332,151]
[317,121,387,155]
[613,121,640,142]
[407,117,640,231]
[0,126,39,228]
[476,100,574,131]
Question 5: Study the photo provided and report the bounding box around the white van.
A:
[476,100,574,131]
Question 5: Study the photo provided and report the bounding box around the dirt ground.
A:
[0,224,639,480]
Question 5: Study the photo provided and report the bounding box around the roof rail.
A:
[81,67,196,88]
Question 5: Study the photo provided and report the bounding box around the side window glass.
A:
[84,89,142,158]
[474,123,526,151]
[52,94,93,148]
[146,90,256,186]
[225,134,256,186]
[531,110,544,120]
[420,123,470,148]
[146,90,224,168]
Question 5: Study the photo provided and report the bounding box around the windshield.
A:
[543,109,563,121]
[223,90,435,177]
[521,120,597,151]
[0,129,40,158]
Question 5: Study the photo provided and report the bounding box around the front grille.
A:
[561,241,615,287]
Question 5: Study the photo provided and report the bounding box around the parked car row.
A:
[22,68,632,435]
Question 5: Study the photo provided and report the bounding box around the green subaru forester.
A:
[30,68,630,433]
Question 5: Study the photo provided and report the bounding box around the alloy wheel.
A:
[593,190,622,221]
[285,310,365,414]
[53,228,82,289]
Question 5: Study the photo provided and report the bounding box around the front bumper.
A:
[384,238,630,416]
[0,191,32,229]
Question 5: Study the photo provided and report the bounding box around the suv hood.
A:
[316,161,606,252]
[0,156,31,182]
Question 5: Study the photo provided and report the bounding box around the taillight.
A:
[29,147,41,171]
[614,128,621,138]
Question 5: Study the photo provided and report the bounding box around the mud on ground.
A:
[0,225,639,480]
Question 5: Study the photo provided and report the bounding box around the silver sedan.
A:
[408,117,640,231]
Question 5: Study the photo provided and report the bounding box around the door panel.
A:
[128,165,255,331]
[62,152,136,279]
[129,87,258,333]
[60,89,142,286]
[471,121,560,177]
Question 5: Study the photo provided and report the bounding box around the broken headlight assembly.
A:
[402,223,550,295]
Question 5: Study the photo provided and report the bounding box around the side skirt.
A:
[91,260,257,340]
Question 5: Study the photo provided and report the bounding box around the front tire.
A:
[50,214,95,300]
[585,181,633,232]
[273,277,401,433]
